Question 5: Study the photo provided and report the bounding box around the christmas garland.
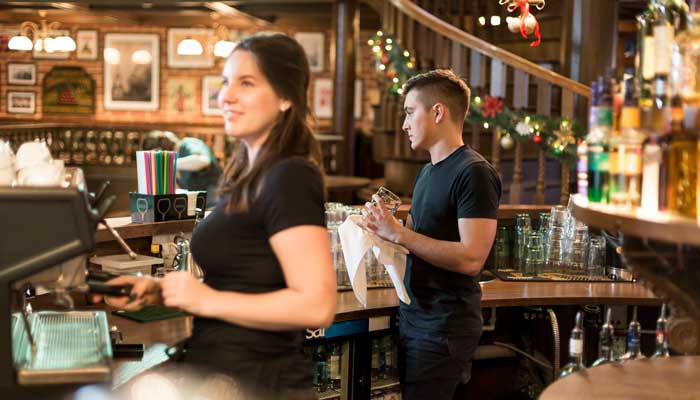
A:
[369,31,585,167]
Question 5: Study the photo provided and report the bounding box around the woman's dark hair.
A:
[218,32,324,213]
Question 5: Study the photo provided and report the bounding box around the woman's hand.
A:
[363,194,405,244]
[160,271,215,316]
[91,275,162,312]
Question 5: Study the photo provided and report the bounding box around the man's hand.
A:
[160,271,215,315]
[363,194,405,244]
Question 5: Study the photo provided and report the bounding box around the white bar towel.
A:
[338,215,410,307]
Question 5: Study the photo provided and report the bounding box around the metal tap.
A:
[172,234,204,281]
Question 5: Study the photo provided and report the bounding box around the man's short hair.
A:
[403,69,471,123]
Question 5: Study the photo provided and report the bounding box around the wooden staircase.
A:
[371,0,591,205]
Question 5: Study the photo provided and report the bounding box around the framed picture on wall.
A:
[202,75,223,116]
[313,78,333,119]
[167,78,197,113]
[294,32,325,73]
[103,33,159,111]
[76,30,98,61]
[7,91,36,114]
[7,63,36,85]
[33,29,71,60]
[167,28,215,68]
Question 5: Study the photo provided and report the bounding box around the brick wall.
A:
[0,21,382,133]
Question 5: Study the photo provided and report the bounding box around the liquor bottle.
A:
[615,78,646,208]
[383,336,394,378]
[652,303,671,357]
[578,82,597,198]
[620,306,645,361]
[371,339,381,382]
[653,3,676,212]
[329,343,342,390]
[559,311,586,379]
[313,344,330,392]
[678,1,700,133]
[637,1,659,108]
[666,100,698,218]
[592,307,615,367]
[588,76,613,204]
[379,337,388,379]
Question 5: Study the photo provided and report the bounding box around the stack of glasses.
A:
[495,203,608,279]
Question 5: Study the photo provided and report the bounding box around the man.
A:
[143,131,222,207]
[364,69,501,400]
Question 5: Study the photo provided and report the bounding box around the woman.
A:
[104,32,337,399]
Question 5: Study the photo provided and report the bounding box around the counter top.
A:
[540,356,700,400]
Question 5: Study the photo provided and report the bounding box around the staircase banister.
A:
[388,0,591,98]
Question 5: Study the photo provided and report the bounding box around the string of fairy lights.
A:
[369,31,584,167]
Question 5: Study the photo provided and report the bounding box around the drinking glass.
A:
[493,226,510,271]
[173,197,186,219]
[136,198,149,223]
[566,221,589,275]
[514,213,531,272]
[523,231,544,277]
[587,236,606,278]
[156,198,171,221]
[374,186,402,214]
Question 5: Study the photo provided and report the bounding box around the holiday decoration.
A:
[368,31,417,95]
[500,134,514,150]
[500,0,544,47]
[482,95,504,118]
[369,30,585,166]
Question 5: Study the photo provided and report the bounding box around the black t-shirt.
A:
[401,145,501,336]
[186,157,325,389]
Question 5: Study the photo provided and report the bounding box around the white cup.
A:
[15,140,52,171]
[0,141,15,170]
[17,162,64,186]
[0,166,15,186]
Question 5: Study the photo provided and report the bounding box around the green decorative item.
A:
[42,66,95,114]
[369,32,586,166]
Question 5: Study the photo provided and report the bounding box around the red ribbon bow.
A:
[482,96,504,119]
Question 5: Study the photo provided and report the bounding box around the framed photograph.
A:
[167,78,197,113]
[7,63,36,85]
[354,79,363,120]
[103,33,159,111]
[7,91,36,114]
[313,78,333,119]
[167,28,214,68]
[33,29,71,60]
[42,66,95,114]
[76,30,98,60]
[294,32,325,73]
[202,75,223,116]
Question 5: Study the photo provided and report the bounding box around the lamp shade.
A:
[177,37,203,56]
[8,35,33,51]
[214,40,235,58]
[54,35,76,52]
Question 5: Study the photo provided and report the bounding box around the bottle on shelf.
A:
[613,78,646,208]
[559,311,586,379]
[587,76,613,204]
[383,336,394,379]
[329,342,342,391]
[592,307,615,367]
[636,0,658,108]
[578,81,598,198]
[620,306,645,361]
[652,303,671,358]
[313,344,330,393]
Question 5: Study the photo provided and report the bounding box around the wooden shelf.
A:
[570,195,700,246]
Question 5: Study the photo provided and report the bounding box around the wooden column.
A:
[333,0,359,175]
